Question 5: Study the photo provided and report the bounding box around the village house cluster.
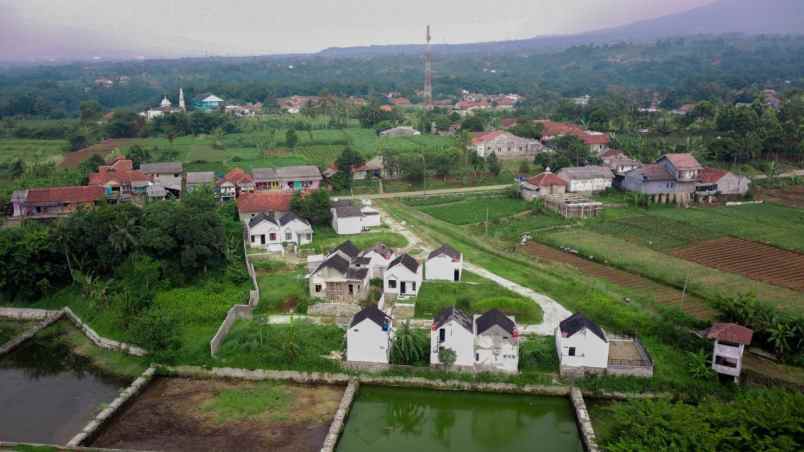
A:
[10,161,323,222]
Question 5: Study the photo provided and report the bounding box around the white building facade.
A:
[555,313,610,377]
[383,254,423,299]
[346,306,393,364]
[474,310,519,373]
[430,307,475,368]
[425,245,463,281]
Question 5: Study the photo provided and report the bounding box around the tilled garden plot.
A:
[672,237,804,292]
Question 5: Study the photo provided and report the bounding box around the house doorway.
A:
[400,282,407,294]
[454,270,460,281]
[260,235,266,245]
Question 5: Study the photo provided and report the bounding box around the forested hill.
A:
[2,34,804,117]
[319,0,804,58]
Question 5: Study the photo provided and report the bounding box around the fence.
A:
[209,228,262,356]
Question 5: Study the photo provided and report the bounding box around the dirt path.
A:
[339,184,511,200]
[379,205,572,335]
[521,242,716,321]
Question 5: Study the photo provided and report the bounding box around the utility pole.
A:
[424,25,433,111]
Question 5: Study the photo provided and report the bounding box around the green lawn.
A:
[415,271,543,324]
[412,195,529,225]
[301,226,408,254]
[0,138,67,165]
[468,211,571,243]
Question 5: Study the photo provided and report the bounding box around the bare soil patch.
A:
[90,377,344,452]
[672,237,804,292]
[520,242,715,320]
[59,139,140,169]
[608,341,643,362]
[756,185,804,208]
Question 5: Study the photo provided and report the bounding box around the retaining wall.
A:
[67,366,157,447]
[571,387,600,452]
[0,311,63,356]
[209,235,262,356]
[0,307,146,357]
[0,307,54,320]
[320,380,359,452]
[63,308,147,357]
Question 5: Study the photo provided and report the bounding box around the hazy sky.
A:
[1,0,715,57]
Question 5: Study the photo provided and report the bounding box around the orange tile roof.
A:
[223,167,254,185]
[471,130,507,145]
[698,167,729,184]
[705,323,753,345]
[88,159,151,186]
[526,172,568,187]
[236,192,293,214]
[25,186,106,204]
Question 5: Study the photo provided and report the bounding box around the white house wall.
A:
[430,320,474,367]
[333,215,363,235]
[347,318,391,364]
[555,327,609,369]
[474,325,518,373]
[425,255,462,281]
[384,265,423,297]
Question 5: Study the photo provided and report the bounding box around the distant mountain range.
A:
[319,0,804,58]
[1,0,802,63]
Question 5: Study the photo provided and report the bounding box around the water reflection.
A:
[337,386,583,452]
[0,324,127,444]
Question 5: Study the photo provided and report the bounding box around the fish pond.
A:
[0,323,129,444]
[336,386,584,452]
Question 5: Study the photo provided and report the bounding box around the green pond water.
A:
[336,386,584,452]
[0,325,128,444]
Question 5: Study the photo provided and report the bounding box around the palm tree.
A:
[391,321,426,365]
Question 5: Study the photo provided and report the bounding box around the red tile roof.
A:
[705,323,753,345]
[526,172,568,187]
[456,100,489,110]
[25,186,105,204]
[88,159,151,186]
[698,167,729,184]
[660,153,703,171]
[237,192,293,214]
[223,167,254,185]
[535,120,609,145]
[471,130,507,145]
[391,97,411,106]
[379,105,393,112]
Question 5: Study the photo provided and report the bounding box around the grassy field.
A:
[299,226,408,254]
[0,139,67,165]
[407,194,529,225]
[22,274,250,364]
[253,261,314,315]
[414,271,543,324]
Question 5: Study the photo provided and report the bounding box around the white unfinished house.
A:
[704,323,753,382]
[383,254,422,299]
[359,243,397,279]
[347,305,393,364]
[425,244,463,281]
[430,307,475,368]
[557,166,615,193]
[474,309,519,373]
[308,252,370,303]
[247,212,313,252]
[556,313,610,377]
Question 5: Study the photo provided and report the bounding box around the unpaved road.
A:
[379,205,571,335]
